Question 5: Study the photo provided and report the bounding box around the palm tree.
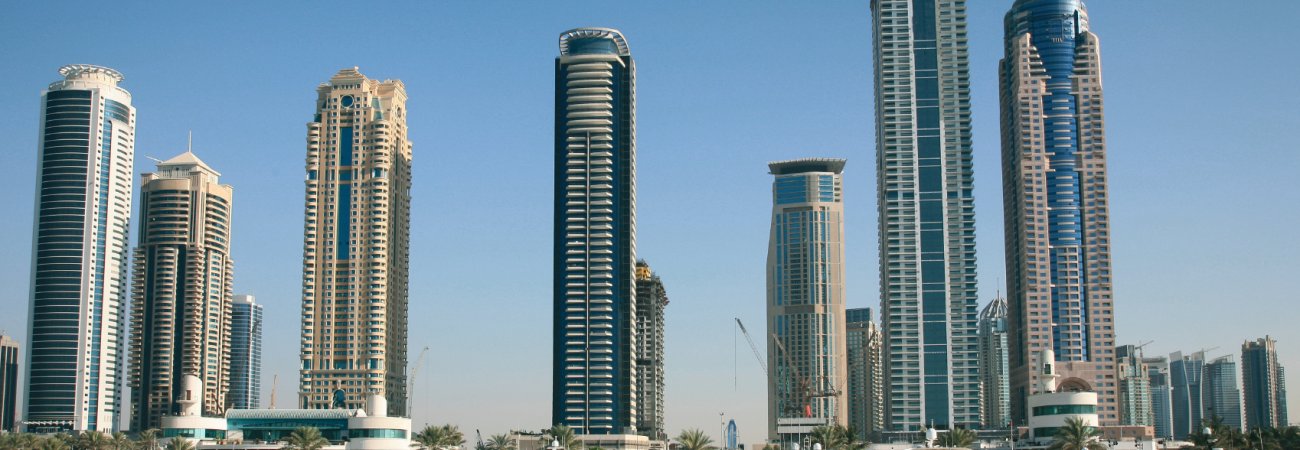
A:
[806,425,864,450]
[136,429,161,450]
[36,436,71,450]
[937,427,976,448]
[487,434,516,450]
[675,429,714,450]
[109,432,133,450]
[414,424,466,450]
[541,425,581,450]
[77,431,113,450]
[282,427,329,450]
[162,437,194,450]
[1047,417,1105,450]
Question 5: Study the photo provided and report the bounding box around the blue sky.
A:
[2,0,1298,438]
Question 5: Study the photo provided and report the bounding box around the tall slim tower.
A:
[24,65,135,432]
[999,0,1119,425]
[1144,356,1174,439]
[0,335,18,432]
[299,67,412,415]
[1169,351,1206,439]
[1242,336,1288,429]
[1202,355,1242,429]
[229,294,264,409]
[766,158,848,440]
[846,308,883,439]
[129,150,234,430]
[552,28,638,435]
[1115,345,1152,427]
[871,0,981,430]
[978,295,1012,429]
[634,261,667,441]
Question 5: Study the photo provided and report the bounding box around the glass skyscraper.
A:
[871,0,980,430]
[552,28,638,435]
[1115,345,1152,427]
[999,0,1119,425]
[634,262,667,441]
[1170,351,1206,439]
[766,158,848,440]
[25,65,135,432]
[1242,336,1289,430]
[978,295,1011,429]
[1145,356,1174,439]
[230,294,263,409]
[846,308,883,439]
[0,335,17,432]
[1202,355,1243,430]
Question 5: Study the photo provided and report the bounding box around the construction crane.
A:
[477,429,485,450]
[408,346,430,418]
[770,332,841,420]
[735,318,767,374]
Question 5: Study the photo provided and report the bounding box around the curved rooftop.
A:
[980,294,1008,320]
[58,64,124,82]
[768,158,847,175]
[559,27,631,56]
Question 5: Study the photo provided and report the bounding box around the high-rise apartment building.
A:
[1202,355,1242,429]
[552,28,638,435]
[1115,345,1151,427]
[229,294,263,409]
[766,158,848,439]
[870,0,981,431]
[999,0,1119,425]
[25,65,135,432]
[299,67,412,415]
[129,150,234,430]
[978,295,1011,429]
[1,335,18,432]
[1144,356,1173,439]
[1170,351,1206,439]
[634,262,667,441]
[846,308,883,439]
[1242,336,1288,429]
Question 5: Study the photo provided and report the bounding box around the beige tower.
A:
[129,149,234,430]
[299,67,411,415]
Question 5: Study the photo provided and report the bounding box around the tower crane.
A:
[770,332,840,421]
[735,318,767,374]
[409,346,430,418]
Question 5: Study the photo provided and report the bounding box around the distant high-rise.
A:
[1145,356,1174,439]
[1242,336,1288,429]
[229,294,263,409]
[635,261,667,441]
[129,150,234,430]
[870,0,981,430]
[846,308,883,439]
[999,0,1119,425]
[1202,355,1242,429]
[1,335,18,432]
[299,67,412,415]
[1170,351,1206,439]
[1115,345,1152,427]
[766,158,848,439]
[25,65,135,432]
[552,28,638,435]
[978,295,1011,429]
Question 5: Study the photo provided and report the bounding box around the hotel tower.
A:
[871,0,982,430]
[24,65,135,432]
[552,27,638,435]
[299,68,411,415]
[999,0,1119,425]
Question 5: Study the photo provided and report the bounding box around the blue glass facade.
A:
[230,296,263,409]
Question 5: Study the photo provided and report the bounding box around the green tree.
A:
[807,425,865,450]
[108,432,133,450]
[77,431,113,450]
[281,427,329,450]
[135,429,161,450]
[1047,417,1105,450]
[936,427,976,448]
[541,425,581,450]
[36,436,72,450]
[162,437,194,450]
[487,434,516,450]
[414,424,466,450]
[675,429,714,450]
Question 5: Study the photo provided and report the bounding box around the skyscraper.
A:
[229,294,264,409]
[299,67,412,415]
[552,28,638,435]
[1144,356,1174,439]
[129,149,234,430]
[1202,355,1242,430]
[1115,345,1151,427]
[999,0,1119,425]
[870,0,981,431]
[634,261,667,441]
[1,335,18,432]
[846,308,883,439]
[25,64,135,432]
[1170,351,1206,439]
[1242,336,1288,429]
[979,295,1011,429]
[766,158,848,439]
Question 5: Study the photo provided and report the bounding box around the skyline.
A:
[1,0,1299,439]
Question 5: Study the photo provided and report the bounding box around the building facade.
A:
[1242,336,1288,429]
[25,65,135,432]
[552,28,638,435]
[846,308,883,439]
[129,150,234,430]
[999,0,1119,425]
[1169,351,1205,439]
[1115,345,1151,427]
[1202,355,1242,430]
[1144,356,1173,439]
[298,67,412,415]
[1,335,18,432]
[979,295,1011,429]
[230,294,264,409]
[870,0,981,431]
[766,158,848,439]
[634,262,667,441]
